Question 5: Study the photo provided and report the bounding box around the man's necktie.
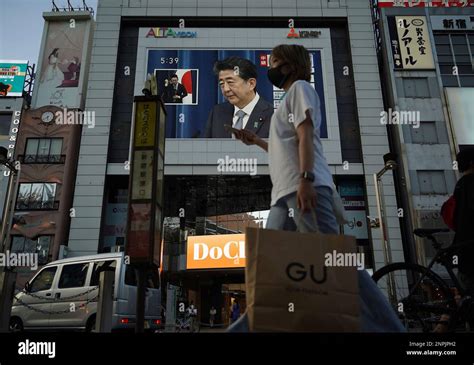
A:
[234,109,246,130]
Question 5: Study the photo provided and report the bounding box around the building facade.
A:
[1,10,95,288]
[66,0,407,324]
[375,2,474,275]
[11,106,82,265]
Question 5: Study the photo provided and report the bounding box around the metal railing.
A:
[15,200,60,211]
[18,155,66,164]
[13,286,99,315]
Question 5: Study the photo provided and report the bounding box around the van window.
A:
[124,266,137,287]
[58,263,88,289]
[90,260,116,286]
[124,266,159,289]
[30,266,57,292]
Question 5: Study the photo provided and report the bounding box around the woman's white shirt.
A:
[268,80,333,206]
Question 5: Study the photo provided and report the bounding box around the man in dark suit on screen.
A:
[204,57,273,138]
[162,74,188,103]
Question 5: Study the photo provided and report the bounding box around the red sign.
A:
[378,0,474,7]
[127,203,152,258]
[287,27,299,38]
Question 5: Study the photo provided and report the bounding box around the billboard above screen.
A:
[31,14,93,109]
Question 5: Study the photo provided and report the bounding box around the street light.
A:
[0,146,21,332]
[374,152,398,305]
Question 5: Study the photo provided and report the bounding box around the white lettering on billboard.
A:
[193,241,245,261]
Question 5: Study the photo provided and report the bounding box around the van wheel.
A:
[9,318,23,332]
[86,316,96,333]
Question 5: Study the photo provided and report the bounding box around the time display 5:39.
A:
[160,57,179,64]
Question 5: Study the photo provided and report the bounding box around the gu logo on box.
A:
[187,234,246,269]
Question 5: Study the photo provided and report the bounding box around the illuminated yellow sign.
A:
[135,101,156,147]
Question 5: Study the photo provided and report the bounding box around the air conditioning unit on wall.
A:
[58,245,69,259]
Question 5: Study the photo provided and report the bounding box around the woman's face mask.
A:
[267,63,290,89]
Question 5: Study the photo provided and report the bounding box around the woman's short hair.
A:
[271,44,311,82]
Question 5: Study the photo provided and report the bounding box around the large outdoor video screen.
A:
[146,49,328,139]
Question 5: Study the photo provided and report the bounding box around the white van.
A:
[10,252,162,332]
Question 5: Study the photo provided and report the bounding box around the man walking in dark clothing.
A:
[453,147,474,295]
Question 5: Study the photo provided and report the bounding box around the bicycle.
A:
[175,314,200,333]
[372,228,474,333]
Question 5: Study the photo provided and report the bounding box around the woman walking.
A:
[230,44,404,332]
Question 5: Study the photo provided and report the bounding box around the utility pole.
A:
[135,266,146,333]
[374,153,398,305]
[96,268,115,332]
[0,146,21,332]
[125,93,166,334]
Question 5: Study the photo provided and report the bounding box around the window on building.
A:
[434,32,474,87]
[411,122,438,144]
[0,114,12,136]
[58,263,89,288]
[16,183,58,210]
[402,78,430,98]
[100,175,129,253]
[417,171,448,194]
[11,236,52,264]
[460,75,474,87]
[441,75,459,87]
[205,211,268,234]
[23,138,63,163]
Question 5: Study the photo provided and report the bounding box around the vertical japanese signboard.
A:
[126,96,166,267]
[389,16,435,70]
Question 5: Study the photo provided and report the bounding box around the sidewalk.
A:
[199,326,227,333]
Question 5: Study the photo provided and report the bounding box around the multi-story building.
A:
[11,106,82,266]
[68,0,407,325]
[374,1,474,273]
[3,10,94,287]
